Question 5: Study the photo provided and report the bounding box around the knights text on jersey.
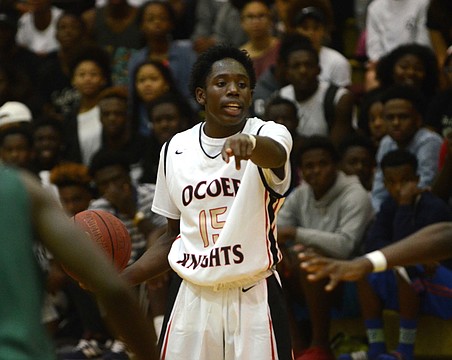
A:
[152,117,292,287]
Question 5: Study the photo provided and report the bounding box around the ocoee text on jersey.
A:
[182,177,241,206]
[176,244,244,269]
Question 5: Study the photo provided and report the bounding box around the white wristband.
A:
[365,250,387,272]
[246,134,257,150]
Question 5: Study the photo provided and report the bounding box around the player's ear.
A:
[195,87,206,106]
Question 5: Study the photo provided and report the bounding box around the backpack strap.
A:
[323,84,339,130]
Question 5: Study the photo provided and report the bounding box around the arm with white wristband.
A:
[364,250,388,272]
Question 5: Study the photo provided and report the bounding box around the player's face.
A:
[383,98,421,147]
[135,64,170,103]
[393,54,425,90]
[340,146,374,190]
[197,58,253,136]
[265,103,298,136]
[383,164,418,203]
[300,148,337,199]
[150,102,186,144]
[33,125,63,166]
[58,185,92,217]
[99,97,129,137]
[72,60,106,97]
[286,50,320,94]
[141,3,173,39]
[0,133,32,168]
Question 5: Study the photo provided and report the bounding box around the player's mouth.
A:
[222,102,242,116]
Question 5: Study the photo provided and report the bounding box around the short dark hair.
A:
[265,96,298,116]
[89,149,131,177]
[298,135,339,163]
[138,1,176,26]
[338,134,376,161]
[0,124,32,147]
[189,44,256,99]
[147,92,197,126]
[380,149,418,173]
[278,33,318,64]
[69,44,111,82]
[32,116,65,138]
[380,85,426,115]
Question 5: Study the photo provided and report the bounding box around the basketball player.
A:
[122,44,294,359]
[0,164,158,360]
[299,222,452,291]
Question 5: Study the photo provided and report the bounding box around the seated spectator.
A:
[239,0,280,80]
[293,6,352,88]
[16,0,63,57]
[278,135,373,359]
[339,149,452,360]
[127,1,197,103]
[273,34,354,146]
[63,45,111,166]
[83,0,143,86]
[364,0,432,90]
[129,59,182,137]
[425,52,452,135]
[97,86,147,182]
[426,0,452,69]
[140,92,195,184]
[357,87,387,149]
[338,134,376,192]
[376,43,440,107]
[371,85,443,212]
[264,96,303,191]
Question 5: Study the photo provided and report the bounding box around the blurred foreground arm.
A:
[300,222,452,291]
[23,172,158,360]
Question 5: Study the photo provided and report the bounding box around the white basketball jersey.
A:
[152,117,292,287]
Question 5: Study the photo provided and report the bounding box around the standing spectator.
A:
[240,0,280,81]
[278,135,373,359]
[16,0,63,57]
[293,6,352,88]
[63,45,110,166]
[371,85,443,212]
[37,12,88,122]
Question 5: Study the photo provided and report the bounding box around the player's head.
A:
[50,162,94,216]
[338,134,375,191]
[190,44,256,127]
[381,149,419,203]
[189,44,256,99]
[298,135,338,198]
[264,96,299,137]
[381,85,424,147]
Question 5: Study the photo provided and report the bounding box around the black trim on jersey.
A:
[255,124,289,199]
[198,122,222,159]
[267,195,281,266]
[163,138,171,177]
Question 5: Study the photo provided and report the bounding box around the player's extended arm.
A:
[222,134,288,178]
[300,222,452,291]
[22,171,158,360]
[121,218,179,286]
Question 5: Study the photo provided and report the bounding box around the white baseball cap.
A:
[0,101,32,128]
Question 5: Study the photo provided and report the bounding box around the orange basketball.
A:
[67,210,131,278]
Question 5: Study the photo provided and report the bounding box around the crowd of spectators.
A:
[1,0,451,359]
